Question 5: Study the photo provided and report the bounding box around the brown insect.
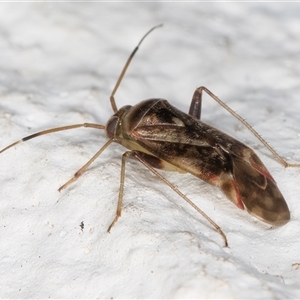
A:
[1,25,299,247]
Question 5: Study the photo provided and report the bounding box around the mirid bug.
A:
[1,25,299,247]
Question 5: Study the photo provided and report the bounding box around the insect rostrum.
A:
[1,24,297,247]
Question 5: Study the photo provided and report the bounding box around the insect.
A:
[1,25,299,247]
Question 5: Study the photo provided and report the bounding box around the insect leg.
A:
[0,123,105,154]
[107,150,228,247]
[193,86,300,168]
[188,87,202,119]
[107,150,130,233]
[0,122,113,192]
[58,138,114,192]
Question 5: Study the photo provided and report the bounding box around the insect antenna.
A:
[109,24,163,113]
[0,123,105,154]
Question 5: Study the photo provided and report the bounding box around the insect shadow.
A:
[1,24,299,247]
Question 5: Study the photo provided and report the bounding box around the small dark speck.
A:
[80,221,84,231]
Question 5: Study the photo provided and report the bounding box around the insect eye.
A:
[105,115,119,138]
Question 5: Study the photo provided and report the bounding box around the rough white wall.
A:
[0,3,300,298]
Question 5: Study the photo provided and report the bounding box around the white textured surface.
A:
[0,3,300,298]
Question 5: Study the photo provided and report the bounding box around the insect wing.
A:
[126,99,290,226]
[126,99,237,184]
[230,151,290,225]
